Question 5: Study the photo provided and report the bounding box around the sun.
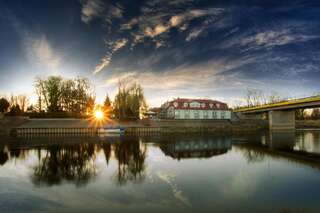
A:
[94,110,104,120]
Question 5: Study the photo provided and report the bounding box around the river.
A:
[1,130,320,212]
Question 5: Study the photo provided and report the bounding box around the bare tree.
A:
[245,89,284,108]
[17,95,28,112]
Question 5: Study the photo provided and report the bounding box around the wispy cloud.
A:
[104,57,256,90]
[91,3,225,73]
[27,35,60,71]
[81,0,104,24]
[81,0,320,103]
[240,29,319,48]
[129,8,224,43]
[93,38,128,74]
[186,28,204,41]
[80,0,123,24]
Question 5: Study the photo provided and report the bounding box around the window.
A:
[204,111,208,119]
[173,102,178,107]
[184,102,188,107]
[221,111,226,119]
[175,110,180,119]
[194,110,199,119]
[216,104,220,109]
[212,111,217,119]
[185,110,190,119]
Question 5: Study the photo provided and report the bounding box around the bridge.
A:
[234,96,320,131]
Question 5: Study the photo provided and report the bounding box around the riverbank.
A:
[296,120,320,129]
[10,117,268,136]
[3,117,320,137]
[0,116,29,136]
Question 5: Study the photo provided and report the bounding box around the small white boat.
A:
[98,126,125,134]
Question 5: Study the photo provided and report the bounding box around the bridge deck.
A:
[235,96,320,113]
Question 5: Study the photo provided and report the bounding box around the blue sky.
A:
[0,0,320,106]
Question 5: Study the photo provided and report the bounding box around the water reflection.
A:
[235,130,320,169]
[0,147,8,165]
[159,136,232,160]
[0,136,148,187]
[113,138,147,185]
[1,131,320,188]
[267,131,296,150]
[32,143,97,187]
[1,132,320,212]
[295,131,320,154]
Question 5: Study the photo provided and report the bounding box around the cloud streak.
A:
[93,38,128,74]
[129,8,225,44]
[240,29,319,49]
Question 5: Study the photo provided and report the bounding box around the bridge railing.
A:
[234,95,320,112]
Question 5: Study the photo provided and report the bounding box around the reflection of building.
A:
[160,138,232,160]
[159,98,231,120]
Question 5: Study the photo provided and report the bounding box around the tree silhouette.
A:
[0,149,8,166]
[0,98,10,113]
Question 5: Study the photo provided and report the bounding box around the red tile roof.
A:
[164,98,229,110]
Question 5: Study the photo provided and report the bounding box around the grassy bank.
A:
[296,120,320,129]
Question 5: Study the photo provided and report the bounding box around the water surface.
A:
[1,130,320,213]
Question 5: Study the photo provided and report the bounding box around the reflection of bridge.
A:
[234,96,320,130]
[160,138,232,160]
[234,131,320,170]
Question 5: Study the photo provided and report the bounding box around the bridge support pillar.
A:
[268,110,295,131]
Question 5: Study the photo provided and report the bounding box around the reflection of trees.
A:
[113,138,147,185]
[10,149,28,160]
[101,143,112,165]
[32,143,97,187]
[0,149,8,165]
[239,147,266,163]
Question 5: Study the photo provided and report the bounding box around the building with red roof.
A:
[159,98,231,120]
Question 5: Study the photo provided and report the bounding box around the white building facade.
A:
[160,98,232,120]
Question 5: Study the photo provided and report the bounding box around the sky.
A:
[0,0,320,106]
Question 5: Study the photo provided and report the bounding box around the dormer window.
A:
[209,103,213,108]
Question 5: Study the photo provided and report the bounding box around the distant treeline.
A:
[0,76,147,120]
[34,76,94,114]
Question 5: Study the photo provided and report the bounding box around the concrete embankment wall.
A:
[10,118,268,137]
[125,119,268,134]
